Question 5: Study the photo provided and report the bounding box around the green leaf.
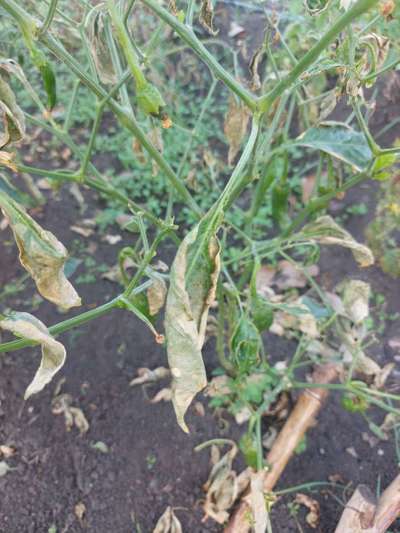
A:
[0,191,81,309]
[0,312,66,399]
[231,316,262,374]
[295,125,372,170]
[165,224,220,432]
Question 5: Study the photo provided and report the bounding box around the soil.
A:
[1,6,400,533]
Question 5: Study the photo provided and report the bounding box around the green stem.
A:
[40,0,59,35]
[259,0,379,111]
[141,0,256,111]
[107,0,147,89]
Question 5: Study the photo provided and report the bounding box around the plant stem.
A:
[40,0,59,34]
[141,0,257,111]
[259,0,379,111]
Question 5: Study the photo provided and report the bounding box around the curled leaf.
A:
[165,224,220,432]
[52,393,89,434]
[199,0,218,36]
[0,312,66,400]
[0,191,81,309]
[0,75,25,149]
[224,96,250,166]
[85,5,117,85]
[304,0,332,15]
[147,278,167,316]
[301,215,374,267]
[153,506,182,533]
[342,280,370,324]
[294,493,320,528]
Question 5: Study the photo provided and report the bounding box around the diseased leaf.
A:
[52,393,89,434]
[0,75,25,149]
[199,0,218,36]
[147,277,167,316]
[0,191,81,309]
[153,506,182,533]
[224,96,250,166]
[85,5,117,85]
[165,224,220,432]
[0,312,66,400]
[301,215,374,267]
[342,280,370,324]
[295,126,372,170]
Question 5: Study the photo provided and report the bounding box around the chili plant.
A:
[0,0,399,477]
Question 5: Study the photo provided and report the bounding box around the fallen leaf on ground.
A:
[0,445,15,458]
[0,312,66,399]
[70,225,94,238]
[275,260,319,290]
[52,394,89,434]
[74,502,86,521]
[101,234,122,245]
[342,280,370,324]
[150,388,173,403]
[153,506,183,533]
[0,461,12,477]
[129,367,170,386]
[294,493,320,528]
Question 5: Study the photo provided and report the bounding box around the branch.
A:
[335,475,400,533]
[225,364,339,533]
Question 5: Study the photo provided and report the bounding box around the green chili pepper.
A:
[38,62,56,110]
[271,182,290,227]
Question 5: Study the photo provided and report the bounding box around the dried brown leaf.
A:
[147,278,168,316]
[224,96,250,166]
[130,366,170,386]
[0,75,25,148]
[199,0,218,36]
[153,506,183,533]
[295,493,320,528]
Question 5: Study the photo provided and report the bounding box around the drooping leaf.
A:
[301,215,374,267]
[0,191,81,309]
[224,95,250,166]
[153,506,183,533]
[0,312,66,400]
[85,5,117,85]
[0,75,25,149]
[295,125,372,170]
[165,224,220,432]
[199,0,218,36]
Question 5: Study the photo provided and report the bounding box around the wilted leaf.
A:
[294,493,320,528]
[153,506,182,533]
[0,150,17,172]
[224,96,250,166]
[304,0,331,15]
[202,442,241,524]
[147,278,167,316]
[85,5,117,84]
[0,75,25,149]
[0,312,66,399]
[0,461,12,477]
[295,126,372,171]
[342,280,370,323]
[301,215,374,267]
[130,366,170,386]
[275,260,319,290]
[0,191,81,309]
[165,224,220,432]
[199,0,218,36]
[74,502,86,522]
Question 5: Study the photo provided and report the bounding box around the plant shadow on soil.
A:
[1,13,400,533]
